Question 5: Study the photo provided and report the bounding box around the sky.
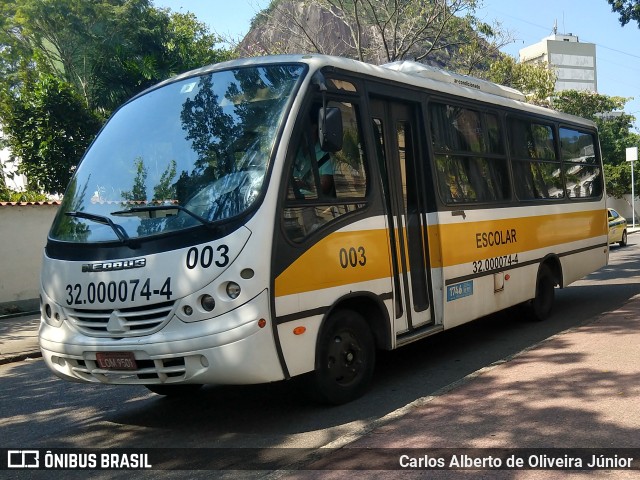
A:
[153,0,640,133]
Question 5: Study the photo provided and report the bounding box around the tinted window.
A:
[429,102,509,203]
[283,101,368,242]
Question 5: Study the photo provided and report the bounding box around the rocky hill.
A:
[238,0,498,72]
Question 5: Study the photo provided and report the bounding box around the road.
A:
[1,240,639,477]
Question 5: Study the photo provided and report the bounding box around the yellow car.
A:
[608,208,628,246]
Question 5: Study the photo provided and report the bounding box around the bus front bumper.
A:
[39,290,285,386]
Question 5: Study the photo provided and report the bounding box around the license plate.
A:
[96,352,137,370]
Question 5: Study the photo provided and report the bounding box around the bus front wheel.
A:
[310,309,375,405]
[527,264,555,322]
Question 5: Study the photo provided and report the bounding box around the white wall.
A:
[607,194,640,224]
[0,203,58,305]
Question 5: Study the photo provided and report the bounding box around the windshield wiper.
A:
[111,205,215,228]
[65,211,136,247]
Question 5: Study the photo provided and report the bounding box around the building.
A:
[519,28,597,93]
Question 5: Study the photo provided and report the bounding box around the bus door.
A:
[370,99,433,338]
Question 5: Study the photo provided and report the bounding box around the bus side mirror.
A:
[318,107,343,152]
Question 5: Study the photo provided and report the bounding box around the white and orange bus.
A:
[39,55,608,404]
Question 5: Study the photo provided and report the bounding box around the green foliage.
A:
[153,159,177,202]
[486,55,556,106]
[2,0,232,113]
[122,157,148,202]
[603,162,640,198]
[552,89,628,118]
[164,11,234,71]
[0,188,49,202]
[608,0,640,27]
[0,72,102,194]
[0,0,235,195]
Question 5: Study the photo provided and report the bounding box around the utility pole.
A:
[627,147,638,228]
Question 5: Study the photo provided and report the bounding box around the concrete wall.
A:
[0,203,58,311]
[607,194,640,224]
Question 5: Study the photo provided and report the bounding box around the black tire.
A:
[527,264,555,322]
[145,384,202,397]
[310,309,375,405]
[619,230,628,247]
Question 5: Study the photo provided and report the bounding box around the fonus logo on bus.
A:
[82,258,146,273]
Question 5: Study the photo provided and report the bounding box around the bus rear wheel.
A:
[310,309,375,405]
[527,264,555,322]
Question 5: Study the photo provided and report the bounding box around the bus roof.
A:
[150,54,597,129]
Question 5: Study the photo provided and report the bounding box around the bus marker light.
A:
[505,274,511,281]
[293,326,306,335]
[183,305,193,316]
[240,268,255,279]
[258,319,267,328]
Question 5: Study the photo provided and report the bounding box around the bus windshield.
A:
[50,64,305,243]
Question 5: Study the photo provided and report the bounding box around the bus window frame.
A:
[558,124,604,202]
[427,97,512,207]
[279,78,375,246]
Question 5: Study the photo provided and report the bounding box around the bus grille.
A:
[66,301,175,337]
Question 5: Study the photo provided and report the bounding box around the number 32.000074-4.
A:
[65,277,172,305]
[472,254,519,274]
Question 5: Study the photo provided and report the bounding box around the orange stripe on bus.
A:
[275,209,607,297]
[429,209,607,268]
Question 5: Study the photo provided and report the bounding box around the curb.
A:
[0,310,40,321]
[0,350,42,366]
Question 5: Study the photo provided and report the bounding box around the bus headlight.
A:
[226,282,241,299]
[42,302,63,327]
[201,294,216,311]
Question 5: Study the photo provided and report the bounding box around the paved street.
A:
[1,239,639,479]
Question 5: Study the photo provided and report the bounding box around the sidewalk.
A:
[0,311,41,365]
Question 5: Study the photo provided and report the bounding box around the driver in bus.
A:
[292,109,336,198]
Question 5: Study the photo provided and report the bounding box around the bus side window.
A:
[560,128,602,199]
[509,118,563,200]
[429,102,509,204]
[283,101,368,242]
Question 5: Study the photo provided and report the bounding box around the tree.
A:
[0,0,234,195]
[608,0,640,27]
[1,0,232,113]
[240,0,503,71]
[552,89,628,119]
[603,163,639,198]
[486,55,556,106]
[0,72,102,194]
